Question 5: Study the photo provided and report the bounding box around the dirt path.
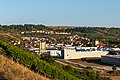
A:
[0,54,49,80]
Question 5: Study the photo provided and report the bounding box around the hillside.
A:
[0,54,49,80]
[0,25,116,80]
[53,26,120,47]
[0,25,120,44]
[64,27,120,42]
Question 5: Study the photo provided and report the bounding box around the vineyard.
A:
[0,40,80,80]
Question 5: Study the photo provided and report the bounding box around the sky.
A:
[0,0,120,27]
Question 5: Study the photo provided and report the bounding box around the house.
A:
[20,32,25,34]
[21,37,30,41]
[96,43,106,47]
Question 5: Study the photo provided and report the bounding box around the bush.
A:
[112,65,117,70]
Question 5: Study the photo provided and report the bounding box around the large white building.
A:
[63,48,108,59]
[47,47,108,59]
[28,46,109,59]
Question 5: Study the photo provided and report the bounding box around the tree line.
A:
[0,24,50,32]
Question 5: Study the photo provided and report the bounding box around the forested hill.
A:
[0,24,51,32]
[0,24,120,45]
[61,27,120,45]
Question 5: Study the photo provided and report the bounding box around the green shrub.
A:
[112,65,117,70]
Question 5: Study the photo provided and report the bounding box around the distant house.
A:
[21,37,30,41]
[96,43,106,47]
[56,43,64,46]
[95,40,106,47]
[20,32,25,34]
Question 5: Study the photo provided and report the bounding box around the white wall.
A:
[46,50,61,57]
[64,49,108,59]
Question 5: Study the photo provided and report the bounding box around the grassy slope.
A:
[0,54,49,80]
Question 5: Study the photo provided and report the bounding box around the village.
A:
[8,30,120,67]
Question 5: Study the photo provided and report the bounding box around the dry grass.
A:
[109,76,120,80]
[0,54,49,80]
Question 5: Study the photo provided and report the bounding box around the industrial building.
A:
[63,47,108,59]
[29,46,109,59]
[101,51,120,66]
[101,55,120,66]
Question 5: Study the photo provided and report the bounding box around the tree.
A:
[112,65,117,70]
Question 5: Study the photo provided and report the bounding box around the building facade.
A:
[101,55,120,66]
[63,49,108,59]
